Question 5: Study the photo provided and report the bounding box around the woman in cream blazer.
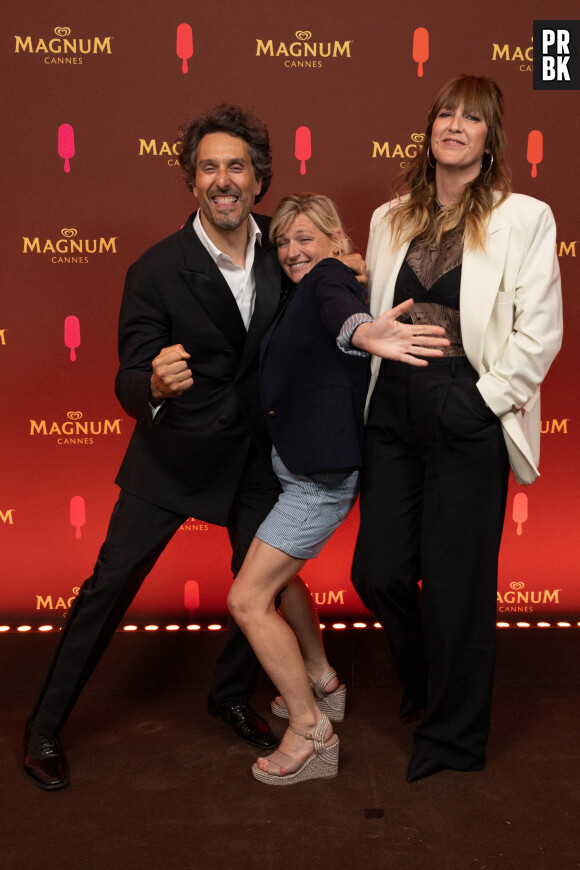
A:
[351,75,562,783]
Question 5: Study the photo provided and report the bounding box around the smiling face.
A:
[276,214,338,283]
[430,103,489,183]
[193,132,262,233]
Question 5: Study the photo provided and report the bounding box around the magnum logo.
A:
[36,587,80,611]
[311,590,345,606]
[14,27,113,64]
[372,134,425,168]
[256,30,353,68]
[0,329,6,345]
[540,419,570,434]
[497,581,562,613]
[179,518,210,532]
[29,411,123,445]
[22,228,118,263]
[138,138,182,167]
[492,38,533,71]
[1,509,15,525]
[557,241,577,257]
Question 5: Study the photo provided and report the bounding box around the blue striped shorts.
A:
[255,447,360,560]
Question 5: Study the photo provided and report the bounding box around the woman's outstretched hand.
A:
[352,298,449,366]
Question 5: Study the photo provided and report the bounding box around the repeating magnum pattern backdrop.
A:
[2,0,579,626]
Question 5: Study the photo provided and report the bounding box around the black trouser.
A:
[352,357,510,770]
[30,446,280,738]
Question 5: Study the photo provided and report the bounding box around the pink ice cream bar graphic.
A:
[176,24,193,73]
[70,495,86,539]
[412,27,429,77]
[527,130,543,178]
[64,315,80,361]
[512,492,528,535]
[184,580,200,615]
[58,124,75,173]
[295,126,311,175]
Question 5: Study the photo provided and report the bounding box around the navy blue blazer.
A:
[259,258,370,475]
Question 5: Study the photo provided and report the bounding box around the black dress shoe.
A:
[208,700,279,749]
[23,722,69,790]
[406,755,448,782]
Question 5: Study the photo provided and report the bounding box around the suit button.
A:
[268,410,277,417]
[218,416,228,425]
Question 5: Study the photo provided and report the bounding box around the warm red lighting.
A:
[557,622,571,628]
[144,625,159,631]
[496,622,510,628]
[17,625,32,632]
[319,623,326,630]
[38,625,54,632]
[208,624,222,631]
[516,622,531,628]
[353,622,367,629]
[332,623,347,630]
[536,622,551,628]
[187,624,201,631]
[0,626,10,633]
[165,624,180,631]
[373,622,382,629]
[123,625,138,632]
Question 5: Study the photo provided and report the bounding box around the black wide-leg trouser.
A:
[30,445,280,738]
[352,357,510,770]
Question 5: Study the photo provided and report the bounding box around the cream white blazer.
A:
[365,193,563,485]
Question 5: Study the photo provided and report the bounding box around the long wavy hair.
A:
[388,75,512,250]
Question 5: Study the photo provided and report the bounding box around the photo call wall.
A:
[2,0,579,630]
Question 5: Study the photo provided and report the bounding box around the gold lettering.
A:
[0,509,15,524]
[256,39,274,56]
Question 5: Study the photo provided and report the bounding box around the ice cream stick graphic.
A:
[412,27,429,77]
[184,580,200,615]
[70,495,86,540]
[527,130,543,179]
[58,124,75,173]
[176,24,193,73]
[512,492,528,535]
[295,126,311,175]
[64,315,80,361]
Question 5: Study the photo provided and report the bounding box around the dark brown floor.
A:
[1,629,578,870]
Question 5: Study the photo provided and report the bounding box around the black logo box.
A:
[533,20,580,89]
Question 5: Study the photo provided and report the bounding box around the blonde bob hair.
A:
[388,75,512,250]
[269,193,352,255]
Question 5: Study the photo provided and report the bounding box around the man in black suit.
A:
[24,104,289,790]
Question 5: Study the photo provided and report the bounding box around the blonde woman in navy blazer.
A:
[351,76,563,782]
[228,194,447,785]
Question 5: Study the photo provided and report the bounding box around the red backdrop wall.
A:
[2,0,579,628]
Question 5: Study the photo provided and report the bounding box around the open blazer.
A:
[364,193,563,485]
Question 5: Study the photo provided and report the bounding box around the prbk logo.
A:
[14,27,113,64]
[29,411,123,445]
[492,37,534,72]
[497,581,562,613]
[256,30,353,68]
[22,228,118,264]
[138,137,182,167]
[372,133,425,168]
[533,21,580,89]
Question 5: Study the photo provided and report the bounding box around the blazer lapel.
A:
[460,207,510,371]
[178,217,247,354]
[238,239,281,374]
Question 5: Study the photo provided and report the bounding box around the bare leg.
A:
[276,577,339,697]
[228,538,333,772]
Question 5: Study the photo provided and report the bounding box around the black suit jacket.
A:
[114,212,284,524]
[259,258,370,475]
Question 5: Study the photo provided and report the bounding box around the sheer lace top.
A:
[393,223,465,357]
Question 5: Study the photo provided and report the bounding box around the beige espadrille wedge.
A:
[270,667,346,722]
[251,713,339,786]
